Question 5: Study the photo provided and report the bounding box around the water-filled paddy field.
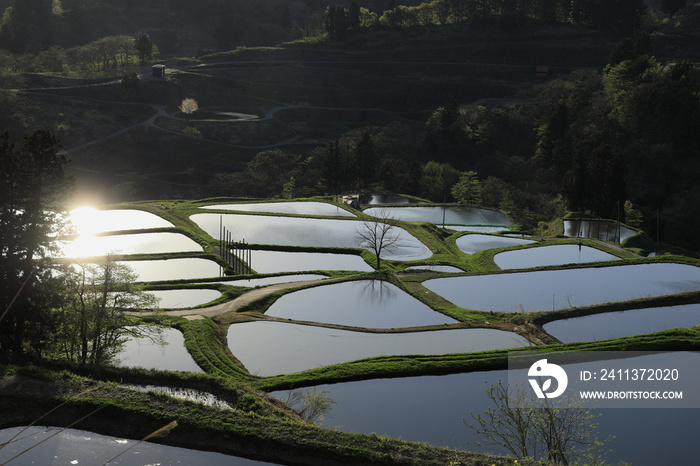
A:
[264,280,457,327]
[208,274,328,287]
[190,213,432,261]
[363,205,510,226]
[270,352,700,466]
[148,289,222,308]
[201,201,356,217]
[424,263,700,312]
[248,250,373,273]
[0,426,275,465]
[116,326,202,372]
[456,233,534,254]
[493,244,620,269]
[544,303,700,342]
[57,203,700,466]
[564,219,637,242]
[118,258,222,282]
[228,321,529,375]
[68,207,174,233]
[63,232,203,257]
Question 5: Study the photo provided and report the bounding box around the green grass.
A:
[22,197,700,465]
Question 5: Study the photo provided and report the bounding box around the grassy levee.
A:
[172,317,255,380]
[253,328,700,391]
[0,365,541,466]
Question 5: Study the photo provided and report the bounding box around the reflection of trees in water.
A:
[353,279,398,309]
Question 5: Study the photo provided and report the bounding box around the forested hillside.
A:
[2,0,700,251]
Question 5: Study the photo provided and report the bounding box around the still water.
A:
[564,219,637,243]
[119,258,222,282]
[248,249,373,273]
[363,206,510,226]
[227,321,529,376]
[115,326,202,372]
[63,232,203,257]
[424,263,700,312]
[494,244,619,269]
[201,201,356,217]
[0,426,276,465]
[149,289,222,308]
[270,352,700,466]
[367,194,415,205]
[456,234,534,254]
[69,207,173,233]
[191,213,432,261]
[208,274,329,287]
[265,280,458,328]
[544,303,700,342]
[405,265,464,273]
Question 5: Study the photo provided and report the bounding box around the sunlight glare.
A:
[69,206,101,235]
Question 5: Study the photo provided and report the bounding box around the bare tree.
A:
[285,387,336,424]
[356,210,401,269]
[466,380,608,465]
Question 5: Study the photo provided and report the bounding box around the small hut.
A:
[152,64,166,78]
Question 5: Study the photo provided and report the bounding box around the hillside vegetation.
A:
[1,1,700,253]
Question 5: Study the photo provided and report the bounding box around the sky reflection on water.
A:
[544,303,700,342]
[424,263,700,312]
[228,321,529,375]
[266,280,457,327]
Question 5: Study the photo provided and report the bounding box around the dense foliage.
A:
[0,130,72,358]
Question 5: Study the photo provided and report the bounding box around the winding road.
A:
[131,278,328,320]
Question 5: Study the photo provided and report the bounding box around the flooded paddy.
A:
[201,201,356,217]
[116,326,202,372]
[447,225,511,233]
[494,244,619,269]
[69,207,172,233]
[227,321,529,376]
[265,280,457,328]
[543,303,700,342]
[405,265,463,273]
[270,352,700,466]
[248,250,373,273]
[363,206,510,226]
[62,232,203,257]
[209,274,328,287]
[119,258,222,282]
[148,289,222,308]
[367,194,416,205]
[0,426,275,465]
[423,263,700,312]
[456,234,534,254]
[564,219,637,243]
[191,213,432,261]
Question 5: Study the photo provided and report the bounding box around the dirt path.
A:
[136,279,327,320]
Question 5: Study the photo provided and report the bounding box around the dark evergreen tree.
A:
[348,1,362,30]
[325,5,349,40]
[355,132,376,188]
[0,130,73,358]
[134,31,154,64]
[322,140,343,193]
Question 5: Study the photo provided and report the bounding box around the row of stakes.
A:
[219,222,251,274]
